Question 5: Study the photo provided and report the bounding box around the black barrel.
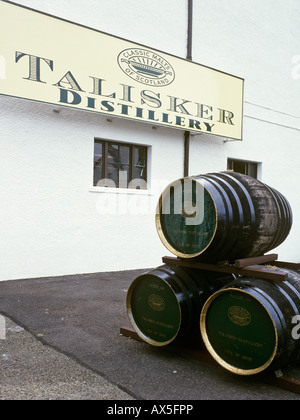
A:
[127,264,235,347]
[155,171,293,262]
[200,266,300,375]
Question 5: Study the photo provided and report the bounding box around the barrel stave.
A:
[200,267,300,375]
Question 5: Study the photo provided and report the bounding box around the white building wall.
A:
[0,0,299,280]
[0,95,185,280]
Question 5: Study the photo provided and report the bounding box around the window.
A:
[94,139,148,189]
[227,158,259,179]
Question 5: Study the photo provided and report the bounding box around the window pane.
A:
[134,165,146,180]
[134,147,146,166]
[133,146,147,182]
[107,163,119,187]
[94,142,103,185]
[247,163,257,178]
[94,162,103,186]
[233,160,246,174]
[94,142,103,166]
[120,146,130,164]
[108,144,119,164]
[94,142,103,158]
[119,166,130,188]
[227,159,234,171]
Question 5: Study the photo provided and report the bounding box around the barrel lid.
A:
[155,178,217,258]
[127,274,182,346]
[200,288,278,375]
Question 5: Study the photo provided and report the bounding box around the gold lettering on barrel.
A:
[141,316,175,330]
[148,294,166,312]
[218,330,263,348]
[228,306,252,327]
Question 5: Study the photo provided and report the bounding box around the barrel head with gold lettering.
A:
[200,288,278,375]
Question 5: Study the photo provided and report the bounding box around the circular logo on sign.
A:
[228,306,251,327]
[148,294,166,312]
[118,48,175,86]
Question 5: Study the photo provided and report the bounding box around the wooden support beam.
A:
[234,254,278,268]
[162,256,288,282]
[261,372,300,396]
[272,261,300,270]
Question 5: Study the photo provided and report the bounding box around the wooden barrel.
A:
[200,266,300,375]
[155,171,293,262]
[127,264,235,347]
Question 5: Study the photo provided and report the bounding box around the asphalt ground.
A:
[0,269,299,401]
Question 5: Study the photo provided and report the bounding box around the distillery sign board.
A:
[0,1,244,139]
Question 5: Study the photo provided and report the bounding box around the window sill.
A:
[89,186,155,196]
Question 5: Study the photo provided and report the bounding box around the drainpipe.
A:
[187,0,193,61]
[184,0,193,177]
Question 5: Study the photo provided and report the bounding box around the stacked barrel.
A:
[126,171,300,375]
